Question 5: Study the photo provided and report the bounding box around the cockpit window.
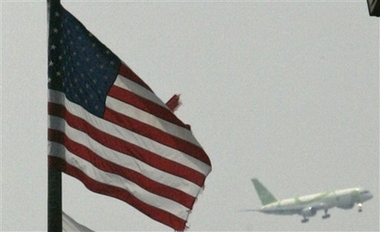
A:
[360,190,369,194]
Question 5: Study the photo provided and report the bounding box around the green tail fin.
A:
[251,178,277,205]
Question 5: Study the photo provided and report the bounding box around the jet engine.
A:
[336,194,355,209]
[300,207,317,217]
[337,202,354,209]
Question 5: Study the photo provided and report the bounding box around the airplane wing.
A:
[239,209,260,212]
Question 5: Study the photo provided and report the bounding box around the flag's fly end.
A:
[166,94,182,112]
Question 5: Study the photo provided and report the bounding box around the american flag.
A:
[48,3,212,231]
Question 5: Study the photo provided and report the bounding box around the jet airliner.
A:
[249,178,373,223]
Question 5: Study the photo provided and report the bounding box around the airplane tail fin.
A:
[251,178,277,206]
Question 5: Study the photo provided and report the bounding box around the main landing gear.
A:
[301,217,309,223]
[322,209,330,219]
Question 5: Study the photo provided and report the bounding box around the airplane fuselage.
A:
[259,187,372,217]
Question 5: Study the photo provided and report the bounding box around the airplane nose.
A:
[359,191,373,202]
[364,193,373,201]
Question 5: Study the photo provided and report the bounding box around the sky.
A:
[1,1,379,231]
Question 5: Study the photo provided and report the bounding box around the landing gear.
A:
[322,209,330,219]
[358,203,363,212]
[301,218,309,223]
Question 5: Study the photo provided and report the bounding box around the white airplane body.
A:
[251,179,373,223]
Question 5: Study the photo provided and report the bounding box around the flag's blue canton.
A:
[48,6,121,117]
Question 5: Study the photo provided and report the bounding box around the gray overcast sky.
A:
[2,1,379,231]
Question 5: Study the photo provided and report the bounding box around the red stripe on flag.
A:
[104,107,211,166]
[48,129,195,208]
[48,156,187,231]
[108,85,188,129]
[48,102,206,187]
[165,94,181,112]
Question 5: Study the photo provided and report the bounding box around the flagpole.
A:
[48,166,62,231]
[47,0,62,231]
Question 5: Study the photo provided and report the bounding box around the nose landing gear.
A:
[358,203,363,212]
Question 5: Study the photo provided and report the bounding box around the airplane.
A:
[248,178,373,223]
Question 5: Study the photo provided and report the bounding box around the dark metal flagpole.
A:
[47,0,62,231]
[48,166,62,231]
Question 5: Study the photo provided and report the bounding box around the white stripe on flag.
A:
[113,73,164,107]
[106,95,201,147]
